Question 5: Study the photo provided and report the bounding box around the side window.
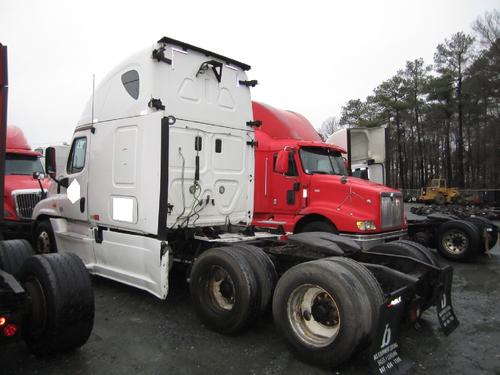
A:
[121,70,140,100]
[67,137,87,174]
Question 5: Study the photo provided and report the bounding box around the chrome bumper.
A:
[341,229,408,250]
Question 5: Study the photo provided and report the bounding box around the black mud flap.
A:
[369,301,412,375]
[436,266,459,335]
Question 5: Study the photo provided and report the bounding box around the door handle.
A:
[80,197,86,213]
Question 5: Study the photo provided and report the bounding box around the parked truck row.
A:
[1,38,462,373]
[0,43,95,355]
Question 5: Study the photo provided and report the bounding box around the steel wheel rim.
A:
[37,231,51,254]
[208,266,235,311]
[442,229,469,254]
[287,284,340,348]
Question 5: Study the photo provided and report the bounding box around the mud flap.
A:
[436,266,459,335]
[369,301,412,375]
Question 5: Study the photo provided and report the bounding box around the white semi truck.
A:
[31,37,457,373]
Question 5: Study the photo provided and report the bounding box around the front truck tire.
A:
[298,220,337,234]
[189,247,260,334]
[0,239,34,275]
[18,253,95,355]
[272,259,369,368]
[34,220,57,254]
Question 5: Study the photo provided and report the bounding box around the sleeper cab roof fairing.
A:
[157,36,251,71]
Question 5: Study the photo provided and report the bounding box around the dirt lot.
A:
[1,207,499,375]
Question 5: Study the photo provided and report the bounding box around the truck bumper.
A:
[340,229,408,250]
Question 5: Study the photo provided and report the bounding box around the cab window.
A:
[67,137,87,174]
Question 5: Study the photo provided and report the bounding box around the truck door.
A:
[87,112,168,299]
[58,131,90,222]
[270,151,302,214]
[52,129,96,266]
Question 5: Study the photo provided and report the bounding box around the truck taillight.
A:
[0,316,6,326]
[3,323,17,337]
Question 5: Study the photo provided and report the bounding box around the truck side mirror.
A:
[45,146,57,179]
[275,150,290,175]
[32,171,46,180]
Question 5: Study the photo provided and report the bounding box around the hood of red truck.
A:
[4,174,50,193]
[4,175,50,219]
[305,174,404,232]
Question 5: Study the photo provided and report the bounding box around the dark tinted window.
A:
[299,147,347,176]
[67,137,87,174]
[5,154,44,175]
[121,70,140,100]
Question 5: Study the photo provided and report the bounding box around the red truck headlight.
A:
[356,220,376,231]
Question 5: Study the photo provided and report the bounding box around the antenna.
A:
[91,74,95,131]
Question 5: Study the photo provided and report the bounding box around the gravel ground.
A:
[1,204,499,375]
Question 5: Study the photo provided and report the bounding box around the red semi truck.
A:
[2,125,50,239]
[252,101,406,249]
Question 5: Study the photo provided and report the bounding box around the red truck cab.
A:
[252,101,406,249]
[3,126,49,238]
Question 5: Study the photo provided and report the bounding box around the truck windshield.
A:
[299,147,347,176]
[5,154,44,175]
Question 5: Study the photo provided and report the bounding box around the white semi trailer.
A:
[31,37,457,373]
[327,127,387,185]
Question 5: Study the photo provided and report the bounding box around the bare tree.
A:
[473,9,500,54]
[318,116,342,140]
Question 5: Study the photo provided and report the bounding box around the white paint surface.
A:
[112,196,134,223]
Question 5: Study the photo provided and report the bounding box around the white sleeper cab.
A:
[33,37,256,299]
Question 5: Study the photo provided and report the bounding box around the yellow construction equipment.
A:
[419,178,464,205]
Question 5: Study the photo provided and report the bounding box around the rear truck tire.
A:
[434,193,446,205]
[412,230,432,248]
[325,257,384,346]
[464,217,498,251]
[272,259,367,368]
[392,239,440,266]
[437,220,481,261]
[18,253,95,355]
[0,239,35,276]
[34,220,57,254]
[367,241,436,311]
[369,242,433,265]
[189,247,260,334]
[298,220,338,234]
[231,243,277,314]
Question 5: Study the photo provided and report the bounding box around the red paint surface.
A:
[252,101,402,234]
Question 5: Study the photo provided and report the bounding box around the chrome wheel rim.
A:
[287,284,340,348]
[37,231,51,254]
[442,229,469,254]
[208,266,235,311]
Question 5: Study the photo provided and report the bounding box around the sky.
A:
[1,0,499,145]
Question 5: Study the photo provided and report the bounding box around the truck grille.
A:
[380,192,403,229]
[13,190,45,219]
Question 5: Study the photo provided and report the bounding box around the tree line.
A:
[320,10,500,190]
